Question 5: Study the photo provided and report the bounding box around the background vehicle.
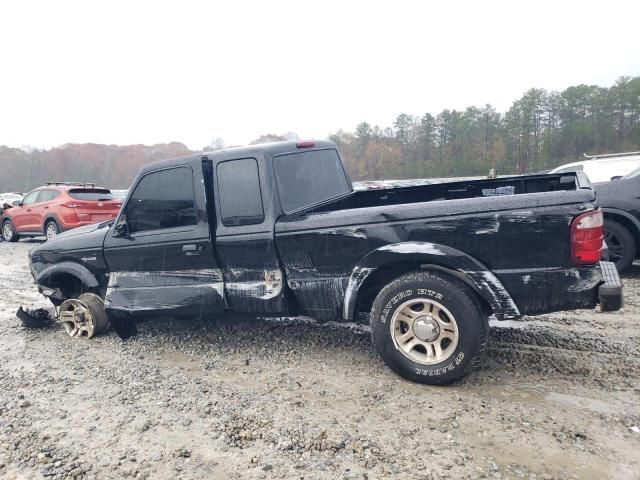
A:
[595,167,640,272]
[549,151,640,183]
[1,182,122,242]
[29,141,621,385]
[0,192,23,206]
[111,189,129,201]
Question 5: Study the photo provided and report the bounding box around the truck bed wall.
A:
[309,174,582,214]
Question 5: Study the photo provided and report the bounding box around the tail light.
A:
[570,210,603,265]
[62,202,79,208]
[296,141,315,148]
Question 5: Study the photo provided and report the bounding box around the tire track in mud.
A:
[486,324,640,382]
[490,324,639,356]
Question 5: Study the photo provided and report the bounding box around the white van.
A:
[549,152,640,183]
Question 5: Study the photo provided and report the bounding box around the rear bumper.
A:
[598,261,623,312]
[494,260,623,316]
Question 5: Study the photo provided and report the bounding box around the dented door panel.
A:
[103,162,223,316]
[215,233,288,314]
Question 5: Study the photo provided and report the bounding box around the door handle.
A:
[182,244,203,256]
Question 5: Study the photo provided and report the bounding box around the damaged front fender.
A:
[34,261,100,291]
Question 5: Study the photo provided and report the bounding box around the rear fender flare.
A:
[43,213,64,233]
[343,241,521,321]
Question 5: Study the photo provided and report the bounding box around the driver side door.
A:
[103,164,224,318]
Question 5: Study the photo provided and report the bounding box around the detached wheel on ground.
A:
[2,220,19,242]
[45,220,59,240]
[370,271,488,385]
[59,293,109,338]
[604,219,636,272]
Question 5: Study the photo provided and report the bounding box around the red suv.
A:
[1,183,122,241]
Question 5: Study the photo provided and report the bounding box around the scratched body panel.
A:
[276,183,600,321]
[105,269,224,313]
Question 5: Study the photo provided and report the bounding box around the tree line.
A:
[0,143,192,193]
[333,76,640,179]
[1,76,638,192]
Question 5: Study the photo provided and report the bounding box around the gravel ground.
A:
[1,241,639,480]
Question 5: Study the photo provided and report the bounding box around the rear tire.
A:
[45,220,59,240]
[2,220,19,242]
[604,219,635,272]
[370,271,488,385]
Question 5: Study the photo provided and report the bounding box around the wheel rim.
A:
[46,223,58,239]
[604,229,624,264]
[390,298,459,365]
[59,298,99,338]
[3,223,12,241]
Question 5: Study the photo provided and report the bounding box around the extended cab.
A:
[28,140,623,384]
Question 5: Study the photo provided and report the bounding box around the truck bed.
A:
[308,173,588,214]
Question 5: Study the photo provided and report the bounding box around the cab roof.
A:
[138,140,338,174]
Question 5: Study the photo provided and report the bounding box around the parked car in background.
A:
[353,178,480,191]
[111,189,129,200]
[549,151,640,183]
[0,192,23,206]
[595,167,640,272]
[1,183,122,242]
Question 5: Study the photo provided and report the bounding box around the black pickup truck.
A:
[28,140,622,384]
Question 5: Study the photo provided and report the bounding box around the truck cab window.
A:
[217,158,265,226]
[273,149,351,213]
[125,167,197,233]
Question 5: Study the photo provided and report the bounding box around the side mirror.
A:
[113,222,130,238]
[611,176,622,181]
[12,200,22,206]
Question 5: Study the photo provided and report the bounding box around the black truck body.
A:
[28,140,623,384]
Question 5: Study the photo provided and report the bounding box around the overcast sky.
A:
[1,0,639,150]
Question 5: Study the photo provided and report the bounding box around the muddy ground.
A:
[0,241,639,480]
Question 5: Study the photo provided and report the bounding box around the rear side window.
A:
[68,189,113,201]
[37,190,60,202]
[217,158,264,226]
[125,167,197,233]
[273,149,351,213]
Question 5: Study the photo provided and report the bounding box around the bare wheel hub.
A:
[412,316,440,342]
[390,297,459,365]
[59,293,108,339]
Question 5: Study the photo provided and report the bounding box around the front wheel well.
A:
[42,272,96,301]
[353,262,492,321]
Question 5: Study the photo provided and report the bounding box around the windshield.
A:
[273,149,351,213]
[622,167,640,180]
